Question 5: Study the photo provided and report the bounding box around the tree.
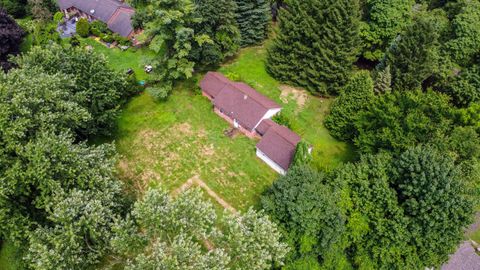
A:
[0,8,25,71]
[261,166,348,269]
[191,0,241,67]
[386,14,442,90]
[354,90,454,153]
[0,0,28,18]
[76,18,90,37]
[234,0,270,46]
[111,188,289,270]
[394,145,472,266]
[292,140,312,167]
[360,0,414,61]
[373,64,392,94]
[15,45,135,137]
[145,0,208,100]
[266,0,361,95]
[27,0,56,21]
[445,0,480,66]
[325,71,375,140]
[441,62,480,107]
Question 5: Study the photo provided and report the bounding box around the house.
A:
[255,119,301,175]
[200,72,301,175]
[200,72,282,138]
[58,0,135,38]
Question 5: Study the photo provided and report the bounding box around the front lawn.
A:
[79,38,156,81]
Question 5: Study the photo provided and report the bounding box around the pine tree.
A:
[234,0,270,46]
[374,65,392,94]
[266,0,361,95]
[192,0,241,67]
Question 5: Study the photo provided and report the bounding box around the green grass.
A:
[102,43,353,211]
[0,241,23,270]
[113,85,277,210]
[219,46,356,170]
[79,38,156,81]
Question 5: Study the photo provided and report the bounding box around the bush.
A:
[53,11,63,23]
[76,18,90,38]
[90,20,109,34]
[101,34,114,43]
[225,72,241,81]
[69,35,80,47]
[112,33,130,46]
[272,112,291,128]
[90,27,101,37]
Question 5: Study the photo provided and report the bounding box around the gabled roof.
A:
[200,72,281,131]
[256,121,301,171]
[58,0,135,37]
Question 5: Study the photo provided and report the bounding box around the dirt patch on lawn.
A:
[176,122,193,136]
[173,175,237,214]
[279,84,308,109]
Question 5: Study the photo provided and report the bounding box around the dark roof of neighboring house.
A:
[200,72,281,131]
[58,0,134,37]
[256,121,301,171]
[442,241,480,270]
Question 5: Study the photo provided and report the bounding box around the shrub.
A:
[112,33,130,46]
[76,18,90,38]
[53,11,63,23]
[272,112,291,128]
[225,72,241,81]
[69,35,80,47]
[90,20,109,34]
[101,34,114,43]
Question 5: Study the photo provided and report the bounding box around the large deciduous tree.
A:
[191,0,241,67]
[360,0,414,61]
[14,45,135,137]
[111,188,289,270]
[0,8,25,71]
[234,0,270,46]
[266,0,361,95]
[261,166,348,269]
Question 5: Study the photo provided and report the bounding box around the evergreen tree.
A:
[374,65,392,94]
[266,0,361,95]
[386,14,441,91]
[192,0,241,67]
[234,0,270,46]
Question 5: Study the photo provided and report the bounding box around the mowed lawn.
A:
[79,38,156,81]
[114,85,277,210]
[111,44,354,210]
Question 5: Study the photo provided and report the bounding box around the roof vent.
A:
[244,95,248,100]
[90,9,95,14]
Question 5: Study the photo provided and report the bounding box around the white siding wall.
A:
[256,148,286,175]
[252,108,282,130]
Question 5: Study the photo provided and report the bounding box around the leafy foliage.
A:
[325,71,375,140]
[354,90,454,153]
[266,0,361,95]
[0,8,25,71]
[360,0,414,61]
[76,18,90,37]
[373,65,392,94]
[261,166,347,268]
[191,0,241,67]
[14,45,135,137]
[292,141,312,167]
[386,14,443,90]
[234,0,270,46]
[0,0,27,18]
[111,188,289,270]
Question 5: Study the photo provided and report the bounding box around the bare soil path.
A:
[173,175,238,214]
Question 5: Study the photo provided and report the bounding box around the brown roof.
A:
[199,72,231,98]
[200,72,281,131]
[256,119,275,136]
[256,121,301,171]
[58,0,135,37]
